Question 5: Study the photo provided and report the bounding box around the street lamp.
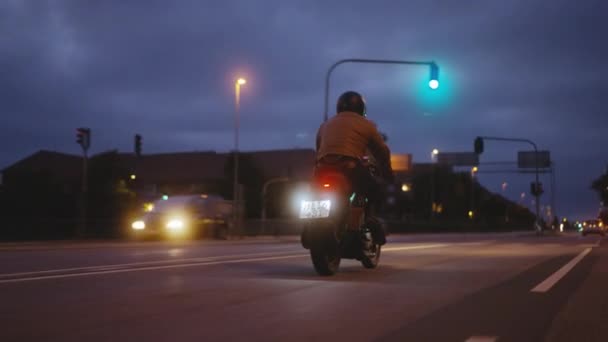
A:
[430,148,439,221]
[432,148,439,159]
[323,59,440,122]
[233,77,247,235]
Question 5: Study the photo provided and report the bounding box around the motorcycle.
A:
[299,157,385,276]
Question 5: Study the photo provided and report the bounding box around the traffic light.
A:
[474,137,484,155]
[134,134,142,157]
[76,128,91,150]
[531,182,544,196]
[429,62,440,90]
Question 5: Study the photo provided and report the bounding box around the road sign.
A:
[437,152,479,166]
[391,154,412,172]
[518,151,551,169]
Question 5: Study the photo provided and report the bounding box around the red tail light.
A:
[323,183,330,188]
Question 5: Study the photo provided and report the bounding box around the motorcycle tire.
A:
[361,244,381,269]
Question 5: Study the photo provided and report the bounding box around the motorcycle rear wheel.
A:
[361,243,381,269]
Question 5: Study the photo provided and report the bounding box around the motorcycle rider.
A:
[315,91,394,244]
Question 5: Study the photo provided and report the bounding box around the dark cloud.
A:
[1,0,607,219]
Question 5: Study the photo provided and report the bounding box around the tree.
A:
[0,168,78,240]
[591,171,608,204]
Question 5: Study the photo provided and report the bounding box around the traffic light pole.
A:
[80,149,88,238]
[323,59,439,122]
[76,128,91,238]
[478,136,542,234]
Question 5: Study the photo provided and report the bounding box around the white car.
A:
[131,195,232,240]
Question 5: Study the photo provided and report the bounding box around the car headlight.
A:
[132,220,145,230]
[167,219,184,230]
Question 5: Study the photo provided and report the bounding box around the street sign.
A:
[437,152,479,166]
[518,151,551,169]
[391,154,412,172]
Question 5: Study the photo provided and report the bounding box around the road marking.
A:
[0,254,310,284]
[383,244,448,251]
[465,336,497,342]
[0,250,307,279]
[531,248,592,293]
[0,243,451,284]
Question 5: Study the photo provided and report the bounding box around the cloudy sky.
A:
[1,0,607,220]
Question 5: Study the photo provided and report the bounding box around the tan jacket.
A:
[316,112,392,174]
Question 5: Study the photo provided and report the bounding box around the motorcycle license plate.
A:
[299,200,331,219]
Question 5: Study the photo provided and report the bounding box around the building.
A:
[1,148,316,198]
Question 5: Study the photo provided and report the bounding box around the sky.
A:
[1,0,607,220]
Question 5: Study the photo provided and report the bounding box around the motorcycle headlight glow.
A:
[167,219,184,230]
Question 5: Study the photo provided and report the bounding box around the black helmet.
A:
[336,91,366,116]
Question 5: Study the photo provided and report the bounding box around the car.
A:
[581,219,605,236]
[130,194,232,240]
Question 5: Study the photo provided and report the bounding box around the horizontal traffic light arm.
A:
[323,58,440,122]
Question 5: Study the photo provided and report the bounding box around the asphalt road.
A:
[0,232,605,342]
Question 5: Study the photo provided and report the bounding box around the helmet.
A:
[336,91,366,116]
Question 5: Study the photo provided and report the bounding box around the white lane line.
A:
[0,243,451,284]
[383,244,448,251]
[0,254,310,284]
[531,247,592,293]
[465,336,497,342]
[0,251,306,279]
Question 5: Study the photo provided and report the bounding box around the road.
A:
[0,232,605,342]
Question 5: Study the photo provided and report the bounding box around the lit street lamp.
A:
[233,77,247,235]
[432,148,440,158]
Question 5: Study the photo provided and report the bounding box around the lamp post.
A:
[323,59,440,122]
[233,78,246,236]
[470,166,479,220]
[430,149,439,221]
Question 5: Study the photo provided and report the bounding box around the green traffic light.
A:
[162,195,169,200]
[429,79,439,90]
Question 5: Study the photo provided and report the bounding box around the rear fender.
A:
[314,171,352,196]
[300,220,339,250]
